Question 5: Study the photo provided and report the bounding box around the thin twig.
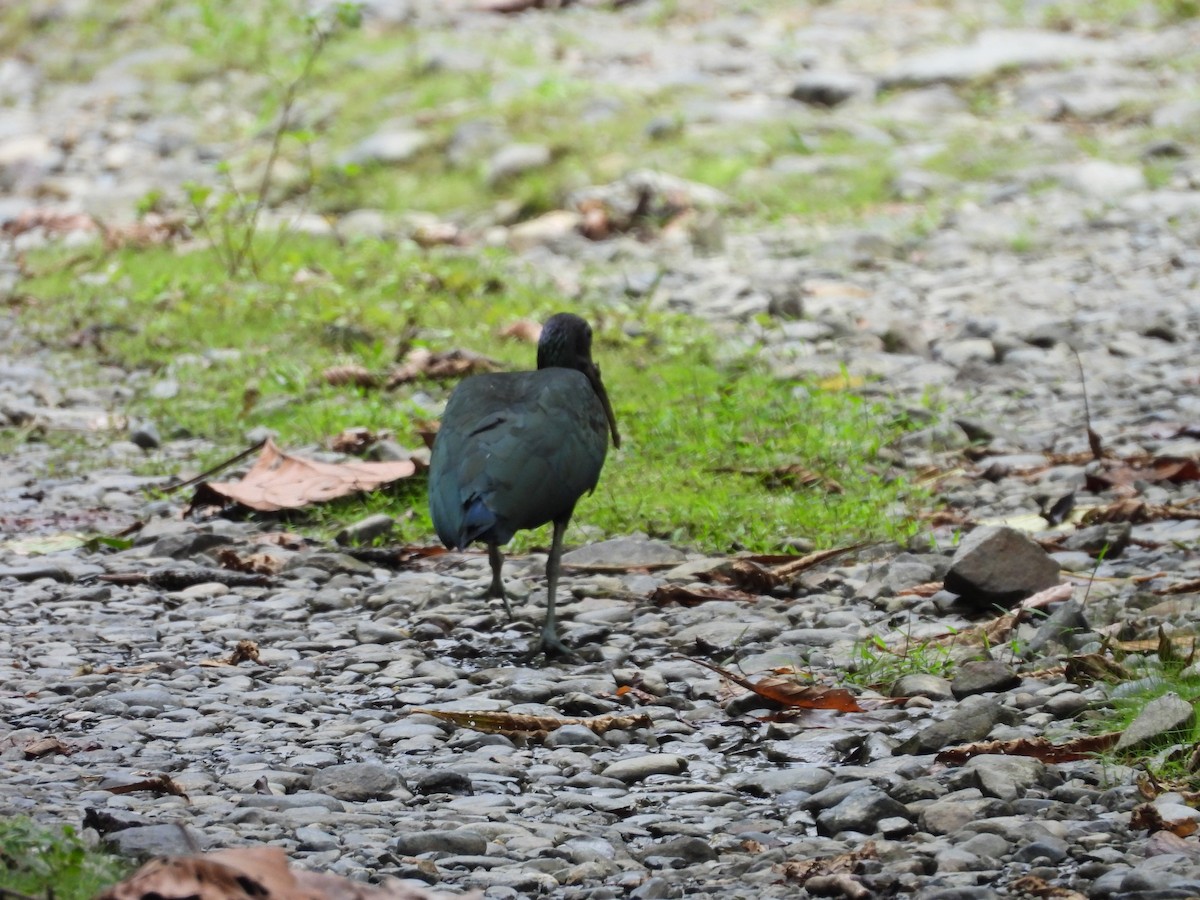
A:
[1071,346,1104,461]
[235,23,329,276]
[161,438,268,494]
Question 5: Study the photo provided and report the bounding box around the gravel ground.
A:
[4,2,1200,898]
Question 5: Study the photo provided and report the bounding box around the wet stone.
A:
[310,762,399,801]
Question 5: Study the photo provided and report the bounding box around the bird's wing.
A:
[428,370,609,548]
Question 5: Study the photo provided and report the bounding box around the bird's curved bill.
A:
[588,365,621,449]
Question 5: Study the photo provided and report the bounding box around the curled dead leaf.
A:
[187,438,417,513]
[329,427,382,454]
[684,657,865,713]
[649,584,759,606]
[935,732,1122,765]
[498,319,542,343]
[323,365,379,389]
[713,464,844,494]
[413,709,651,742]
[386,348,499,388]
[96,846,477,900]
[104,773,189,801]
[24,736,71,759]
[726,559,782,593]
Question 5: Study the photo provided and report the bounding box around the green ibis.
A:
[428,313,620,659]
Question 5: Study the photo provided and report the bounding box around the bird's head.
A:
[538,313,621,449]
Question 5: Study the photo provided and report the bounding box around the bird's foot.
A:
[481,584,514,620]
[524,628,579,664]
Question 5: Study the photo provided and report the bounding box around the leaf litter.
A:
[187,437,418,513]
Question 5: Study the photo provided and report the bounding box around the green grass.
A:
[846,634,957,691]
[0,818,127,900]
[13,236,924,553]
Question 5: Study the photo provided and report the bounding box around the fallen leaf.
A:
[1008,874,1089,899]
[726,559,782,593]
[649,584,759,606]
[329,427,384,454]
[257,532,310,550]
[778,842,877,885]
[105,773,190,801]
[684,657,864,713]
[24,737,71,759]
[498,319,542,343]
[714,464,844,494]
[1,208,96,237]
[386,348,499,387]
[97,846,476,900]
[215,548,285,576]
[1064,653,1132,686]
[1153,577,1200,596]
[323,365,379,389]
[771,544,866,580]
[896,581,943,598]
[1132,803,1199,837]
[187,438,417,513]
[202,640,261,668]
[935,732,1122,765]
[413,709,650,741]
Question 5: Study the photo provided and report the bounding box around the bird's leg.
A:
[527,519,578,662]
[485,542,513,619]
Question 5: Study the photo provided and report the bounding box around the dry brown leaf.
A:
[1086,455,1200,492]
[1064,653,1132,686]
[726,559,782,593]
[102,214,190,250]
[896,580,944,597]
[1,208,96,237]
[97,846,477,900]
[386,348,499,388]
[255,532,309,550]
[215,548,285,576]
[188,438,417,513]
[713,463,844,494]
[498,319,542,343]
[649,584,759,606]
[323,365,379,389]
[413,709,650,741]
[777,842,877,885]
[684,657,865,713]
[91,663,160,676]
[202,640,261,668]
[935,732,1122,765]
[1132,803,1200,837]
[1153,577,1200,596]
[105,773,190,801]
[329,427,384,454]
[771,543,866,580]
[24,736,71,759]
[1008,874,1089,899]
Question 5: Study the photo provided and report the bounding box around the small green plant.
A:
[0,818,127,900]
[184,2,361,279]
[847,634,956,690]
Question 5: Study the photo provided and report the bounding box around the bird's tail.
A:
[457,496,499,548]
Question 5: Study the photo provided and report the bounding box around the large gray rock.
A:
[1116,692,1195,751]
[943,526,1060,609]
[896,696,1012,755]
[311,762,400,801]
[815,786,911,836]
